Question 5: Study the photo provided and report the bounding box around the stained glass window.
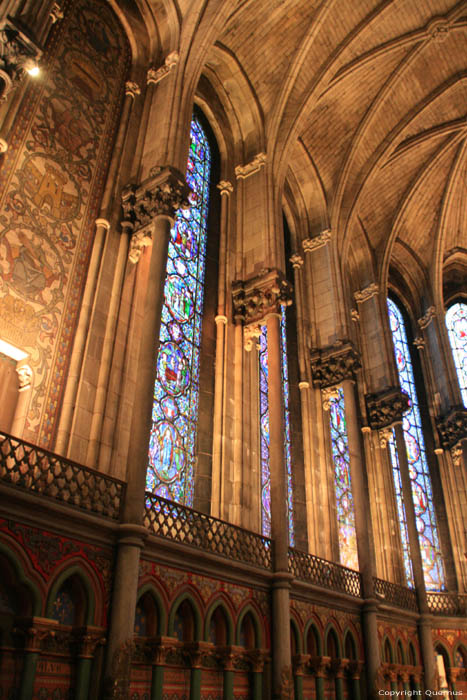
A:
[328,388,358,570]
[446,302,467,407]
[147,117,211,504]
[258,307,294,543]
[387,298,445,590]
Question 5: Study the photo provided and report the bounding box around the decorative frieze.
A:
[436,406,467,449]
[147,51,179,85]
[365,387,410,430]
[417,306,436,330]
[121,166,191,263]
[217,180,233,196]
[310,340,361,388]
[234,152,267,179]
[0,18,42,101]
[232,268,292,350]
[302,229,331,254]
[354,283,379,304]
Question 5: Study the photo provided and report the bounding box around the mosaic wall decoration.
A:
[387,299,445,590]
[328,388,358,570]
[0,0,128,446]
[445,302,467,407]
[258,307,294,543]
[147,117,211,505]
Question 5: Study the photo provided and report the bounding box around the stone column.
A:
[75,632,104,700]
[330,658,346,700]
[211,180,233,517]
[393,421,436,690]
[247,649,267,700]
[149,637,176,700]
[232,269,293,697]
[292,654,308,700]
[104,167,190,691]
[348,660,363,700]
[310,656,329,700]
[310,341,381,694]
[17,626,40,700]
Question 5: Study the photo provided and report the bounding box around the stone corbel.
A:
[436,406,467,450]
[234,152,266,179]
[310,340,361,388]
[354,283,379,304]
[290,253,304,269]
[302,229,331,254]
[365,387,410,430]
[217,180,233,196]
[417,306,436,330]
[147,51,179,85]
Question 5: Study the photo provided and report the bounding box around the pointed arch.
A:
[46,564,96,626]
[0,543,42,616]
[383,636,394,664]
[445,301,467,407]
[236,605,263,649]
[168,591,202,642]
[135,583,167,636]
[204,599,234,645]
[343,629,358,661]
[325,624,341,658]
[304,619,322,656]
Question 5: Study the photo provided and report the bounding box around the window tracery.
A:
[147,117,211,505]
[387,298,445,590]
[445,302,467,407]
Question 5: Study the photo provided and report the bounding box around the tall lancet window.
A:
[445,302,467,407]
[387,298,445,590]
[146,117,211,505]
[328,389,358,570]
[258,307,294,543]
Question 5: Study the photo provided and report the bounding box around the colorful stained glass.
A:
[387,298,445,590]
[446,302,467,407]
[328,388,359,570]
[258,307,294,543]
[147,117,211,504]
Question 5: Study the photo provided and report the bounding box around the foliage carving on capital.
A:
[365,387,410,430]
[436,406,467,449]
[232,268,292,349]
[310,340,361,388]
[121,167,191,262]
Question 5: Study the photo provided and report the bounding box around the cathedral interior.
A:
[0,0,466,698]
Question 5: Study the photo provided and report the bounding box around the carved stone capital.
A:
[347,660,364,679]
[310,340,361,388]
[0,19,42,101]
[73,629,106,659]
[354,283,379,304]
[293,653,309,675]
[147,51,179,85]
[378,427,393,448]
[235,152,266,179]
[16,363,32,390]
[245,648,268,673]
[309,655,331,677]
[302,229,331,254]
[436,406,467,449]
[50,3,64,23]
[290,253,304,269]
[232,269,292,349]
[148,636,178,666]
[182,641,213,668]
[217,180,233,196]
[125,80,141,98]
[418,306,436,330]
[322,386,341,411]
[365,387,410,430]
[128,229,152,264]
[450,443,463,467]
[121,166,191,253]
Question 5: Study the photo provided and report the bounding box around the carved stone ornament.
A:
[232,268,292,350]
[217,180,233,196]
[16,363,32,390]
[50,3,64,23]
[147,51,179,85]
[289,253,304,269]
[418,305,436,330]
[128,230,152,264]
[322,386,340,411]
[302,229,331,254]
[354,282,379,304]
[310,340,361,388]
[451,444,463,467]
[350,308,360,322]
[365,387,410,430]
[125,80,141,98]
[413,335,425,350]
[0,19,42,101]
[379,427,393,449]
[103,638,135,700]
[436,406,467,450]
[121,166,191,262]
[235,152,267,179]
